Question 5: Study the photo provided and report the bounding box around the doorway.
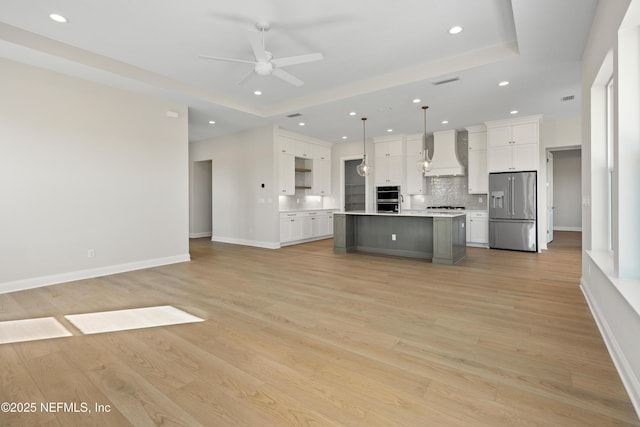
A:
[546,148,582,246]
[344,159,365,211]
[191,160,212,238]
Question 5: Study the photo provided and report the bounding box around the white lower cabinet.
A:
[466,211,488,246]
[280,211,335,245]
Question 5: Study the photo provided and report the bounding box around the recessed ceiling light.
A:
[299,122,305,126]
[498,81,510,87]
[441,120,449,124]
[387,129,393,133]
[449,26,463,35]
[49,13,67,23]
[412,98,421,103]
[341,136,348,140]
[254,90,262,96]
[208,120,216,125]
[510,110,519,115]
[349,111,356,116]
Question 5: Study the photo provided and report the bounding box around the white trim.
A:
[280,235,333,247]
[0,254,191,295]
[553,226,582,232]
[580,278,640,418]
[211,236,280,249]
[189,232,212,238]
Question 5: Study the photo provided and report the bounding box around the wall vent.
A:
[560,95,575,102]
[286,113,303,118]
[433,77,460,86]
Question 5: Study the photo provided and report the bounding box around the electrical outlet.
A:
[391,234,397,241]
[87,249,95,258]
[479,196,483,203]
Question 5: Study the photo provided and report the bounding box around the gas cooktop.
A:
[428,206,466,210]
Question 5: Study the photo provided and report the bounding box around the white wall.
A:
[580,0,640,416]
[189,125,279,248]
[0,59,190,292]
[553,150,582,230]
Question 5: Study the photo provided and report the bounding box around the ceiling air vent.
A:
[433,77,460,86]
[560,95,575,102]
[286,113,303,118]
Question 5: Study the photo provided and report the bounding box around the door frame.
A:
[340,155,368,212]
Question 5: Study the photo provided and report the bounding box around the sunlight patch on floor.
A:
[0,317,72,344]
[64,305,204,335]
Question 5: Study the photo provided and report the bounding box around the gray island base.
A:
[333,211,466,265]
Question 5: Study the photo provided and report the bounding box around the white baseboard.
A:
[280,235,332,247]
[189,232,212,238]
[554,226,582,232]
[211,236,280,250]
[580,279,640,419]
[0,254,191,295]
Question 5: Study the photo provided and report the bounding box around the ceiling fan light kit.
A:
[199,21,323,87]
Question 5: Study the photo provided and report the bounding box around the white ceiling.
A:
[0,0,598,143]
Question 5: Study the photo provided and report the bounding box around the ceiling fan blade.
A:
[237,69,256,85]
[247,31,269,63]
[271,53,323,68]
[272,68,304,87]
[199,54,256,65]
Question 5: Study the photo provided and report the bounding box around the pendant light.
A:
[416,106,432,174]
[356,117,370,176]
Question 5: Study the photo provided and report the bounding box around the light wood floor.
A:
[1,232,638,426]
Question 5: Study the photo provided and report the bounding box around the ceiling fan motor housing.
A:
[255,61,274,75]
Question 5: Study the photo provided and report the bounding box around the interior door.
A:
[546,151,554,243]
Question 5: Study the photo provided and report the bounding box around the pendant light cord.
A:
[362,117,367,155]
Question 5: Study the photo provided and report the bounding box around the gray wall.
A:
[553,150,582,230]
[191,160,212,237]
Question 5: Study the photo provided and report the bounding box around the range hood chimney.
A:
[425,129,465,176]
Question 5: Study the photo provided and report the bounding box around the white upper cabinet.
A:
[311,158,331,196]
[486,115,541,172]
[280,136,296,154]
[313,145,331,161]
[278,129,332,196]
[466,125,488,194]
[374,137,403,186]
[405,134,426,194]
[279,153,295,195]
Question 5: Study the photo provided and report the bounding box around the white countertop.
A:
[336,210,466,218]
[280,208,337,213]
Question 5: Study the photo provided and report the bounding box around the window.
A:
[606,76,615,251]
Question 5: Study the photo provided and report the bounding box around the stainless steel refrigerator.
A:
[489,171,537,252]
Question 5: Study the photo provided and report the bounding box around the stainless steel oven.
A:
[376,186,401,213]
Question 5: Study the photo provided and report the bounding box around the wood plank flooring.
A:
[0,231,638,426]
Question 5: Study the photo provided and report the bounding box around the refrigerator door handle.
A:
[511,176,515,216]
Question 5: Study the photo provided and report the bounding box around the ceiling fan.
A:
[199,22,323,87]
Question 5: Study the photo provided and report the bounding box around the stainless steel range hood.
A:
[425,129,465,176]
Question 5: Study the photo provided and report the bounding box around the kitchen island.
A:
[333,211,466,264]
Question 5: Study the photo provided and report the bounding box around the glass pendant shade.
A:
[417,106,432,174]
[356,154,369,177]
[356,117,370,177]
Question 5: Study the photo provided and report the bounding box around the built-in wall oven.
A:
[376,186,401,213]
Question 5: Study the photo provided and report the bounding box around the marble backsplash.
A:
[279,192,325,211]
[409,175,488,210]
